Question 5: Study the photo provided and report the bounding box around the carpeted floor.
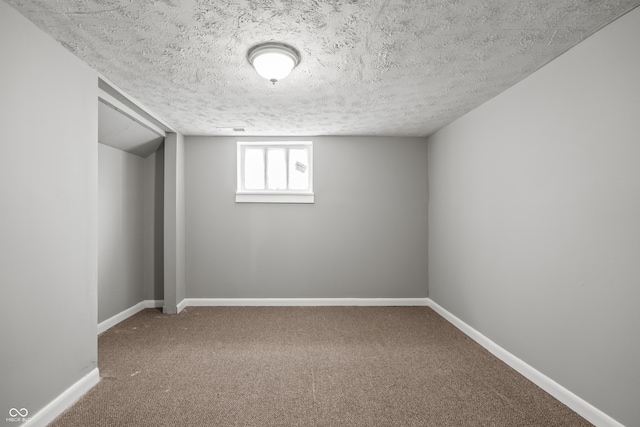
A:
[50,306,592,426]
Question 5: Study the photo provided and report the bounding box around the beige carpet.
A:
[50,306,592,426]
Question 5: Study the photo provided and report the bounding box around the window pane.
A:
[244,148,265,190]
[288,148,309,190]
[267,148,287,190]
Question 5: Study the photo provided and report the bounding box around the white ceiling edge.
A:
[98,75,175,133]
[98,99,164,158]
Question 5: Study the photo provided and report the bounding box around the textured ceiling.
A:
[6,0,640,136]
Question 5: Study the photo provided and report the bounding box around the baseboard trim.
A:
[177,298,188,313]
[24,368,100,427]
[98,302,145,334]
[98,300,164,334]
[144,299,164,309]
[425,299,623,427]
[184,298,429,307]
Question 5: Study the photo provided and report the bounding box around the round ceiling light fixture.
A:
[248,42,300,84]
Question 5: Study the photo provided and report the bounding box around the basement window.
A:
[236,141,314,203]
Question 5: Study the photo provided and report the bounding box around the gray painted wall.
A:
[427,8,640,427]
[0,1,98,423]
[164,133,186,312]
[98,143,145,322]
[184,136,429,298]
[143,145,164,302]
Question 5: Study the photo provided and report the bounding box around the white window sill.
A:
[235,193,315,204]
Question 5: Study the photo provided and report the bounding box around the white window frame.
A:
[236,141,314,204]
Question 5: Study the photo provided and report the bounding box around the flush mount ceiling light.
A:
[248,43,300,84]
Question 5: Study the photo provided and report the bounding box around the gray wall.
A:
[0,1,98,423]
[164,133,186,312]
[185,136,428,298]
[98,143,145,322]
[99,141,165,316]
[143,145,164,301]
[427,8,640,427]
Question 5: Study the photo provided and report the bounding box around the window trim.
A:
[236,141,314,204]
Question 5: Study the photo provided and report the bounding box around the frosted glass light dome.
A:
[248,43,300,84]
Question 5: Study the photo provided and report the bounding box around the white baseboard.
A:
[161,299,187,314]
[98,300,164,334]
[97,302,145,334]
[144,299,164,309]
[24,368,100,427]
[183,298,429,307]
[425,299,623,427]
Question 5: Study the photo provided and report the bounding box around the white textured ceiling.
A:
[6,0,640,136]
